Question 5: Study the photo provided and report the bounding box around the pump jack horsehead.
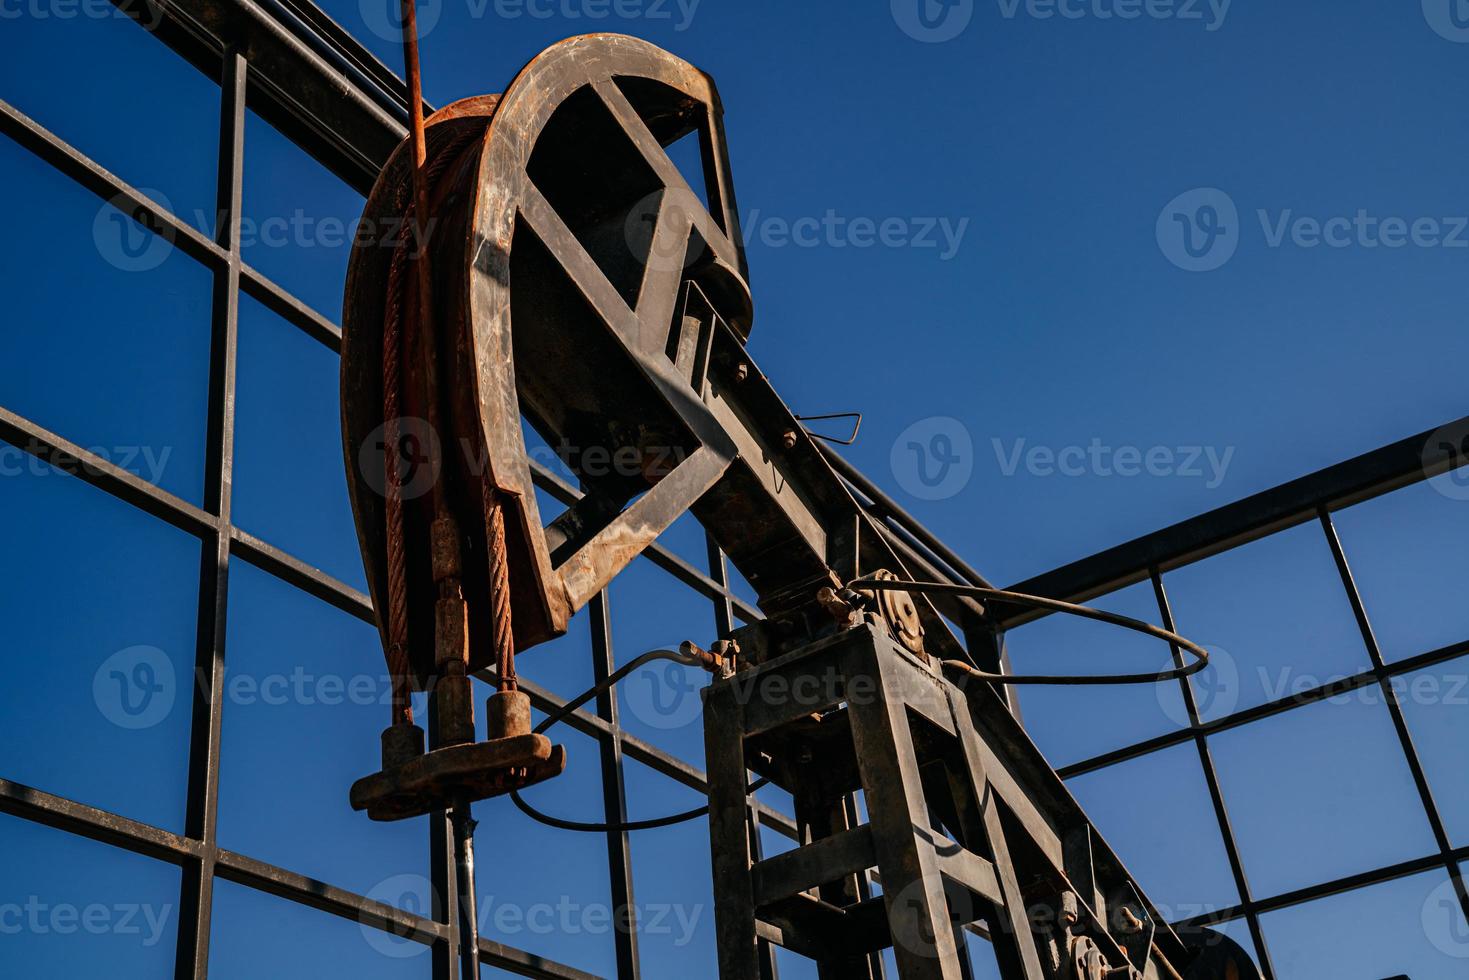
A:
[340,33,1260,980]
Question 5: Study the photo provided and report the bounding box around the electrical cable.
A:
[510,649,770,832]
[531,649,697,736]
[511,777,770,834]
[515,575,1207,831]
[847,577,1210,686]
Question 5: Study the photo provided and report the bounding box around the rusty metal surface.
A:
[350,734,564,821]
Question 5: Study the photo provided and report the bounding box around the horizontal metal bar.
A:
[0,404,219,540]
[0,97,226,268]
[240,263,343,351]
[752,825,874,907]
[1004,416,1469,628]
[215,847,450,943]
[479,936,606,980]
[1058,636,1469,780]
[0,777,596,978]
[1172,840,1469,931]
[0,779,201,864]
[229,526,374,624]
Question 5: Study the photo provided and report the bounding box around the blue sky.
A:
[3,1,1469,978]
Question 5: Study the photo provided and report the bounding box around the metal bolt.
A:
[733,362,749,383]
[781,430,799,450]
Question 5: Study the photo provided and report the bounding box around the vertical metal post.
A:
[845,636,963,980]
[429,696,462,980]
[451,800,481,979]
[1152,569,1276,980]
[174,45,245,980]
[706,535,780,980]
[591,590,642,978]
[1318,508,1469,935]
[703,680,762,980]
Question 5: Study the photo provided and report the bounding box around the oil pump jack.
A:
[338,32,1262,980]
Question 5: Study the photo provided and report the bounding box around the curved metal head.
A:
[343,35,757,678]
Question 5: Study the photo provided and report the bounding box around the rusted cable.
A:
[377,121,485,724]
[382,228,413,726]
[482,474,517,691]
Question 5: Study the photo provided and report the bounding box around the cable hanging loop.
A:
[848,576,1210,686]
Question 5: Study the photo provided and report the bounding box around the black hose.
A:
[850,577,1210,686]
[510,648,768,832]
[510,777,770,834]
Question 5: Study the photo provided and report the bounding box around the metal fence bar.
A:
[0,778,620,975]
[1317,507,1469,941]
[0,779,202,864]
[1003,418,1469,629]
[0,97,227,270]
[1152,571,1275,980]
[591,590,643,978]
[1058,636,1469,780]
[1172,840,1469,929]
[704,532,782,980]
[173,47,246,980]
[0,405,217,539]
